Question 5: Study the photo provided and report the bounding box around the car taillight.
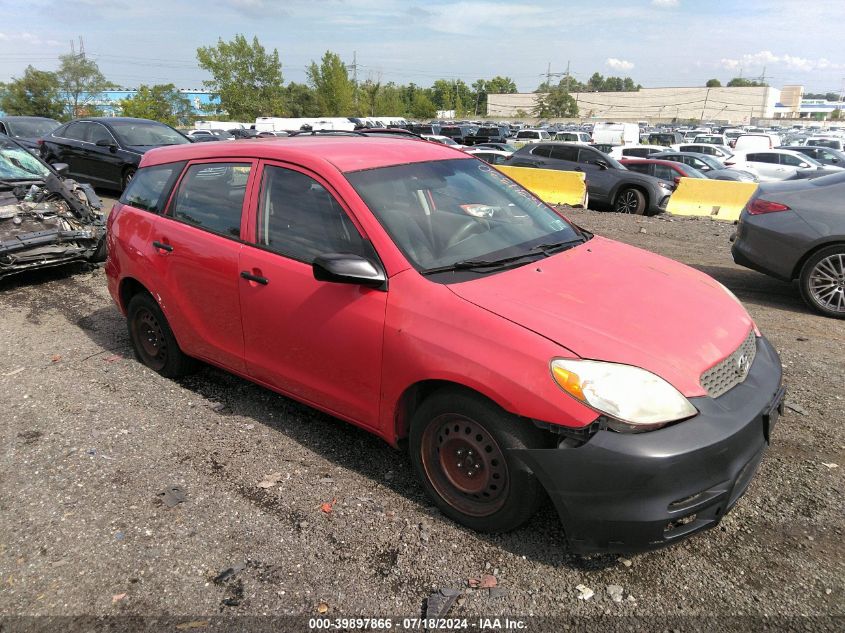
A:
[747,198,790,215]
[36,139,44,146]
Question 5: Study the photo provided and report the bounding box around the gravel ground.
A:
[0,200,843,630]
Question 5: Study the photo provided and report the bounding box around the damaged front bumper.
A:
[512,335,784,554]
[0,177,105,279]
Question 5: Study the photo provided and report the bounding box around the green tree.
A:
[0,65,64,119]
[56,53,115,117]
[196,34,286,120]
[727,77,767,87]
[430,79,455,111]
[410,92,436,119]
[285,82,320,117]
[306,51,354,116]
[119,84,193,126]
[375,82,404,116]
[358,78,381,116]
[534,82,578,118]
[830,109,842,121]
[706,78,722,87]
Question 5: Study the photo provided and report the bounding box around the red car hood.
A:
[448,236,754,397]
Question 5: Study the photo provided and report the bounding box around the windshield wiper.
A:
[531,237,586,255]
[421,237,586,276]
[422,252,544,275]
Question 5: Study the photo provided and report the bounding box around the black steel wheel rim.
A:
[131,307,167,370]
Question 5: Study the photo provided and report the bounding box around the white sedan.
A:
[725,149,842,182]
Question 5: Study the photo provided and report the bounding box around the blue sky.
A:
[1,0,844,94]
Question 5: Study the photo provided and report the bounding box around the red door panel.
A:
[153,219,245,372]
[238,245,386,428]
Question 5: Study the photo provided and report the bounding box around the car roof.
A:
[141,136,470,173]
[0,115,58,121]
[619,158,683,167]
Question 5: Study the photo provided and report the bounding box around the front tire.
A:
[127,293,195,377]
[614,187,646,215]
[799,245,845,319]
[409,388,550,533]
[122,167,136,192]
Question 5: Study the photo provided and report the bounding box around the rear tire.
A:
[614,187,646,215]
[409,388,550,533]
[127,293,195,377]
[799,245,845,319]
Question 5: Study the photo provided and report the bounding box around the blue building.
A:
[78,88,220,116]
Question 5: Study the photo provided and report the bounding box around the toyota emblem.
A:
[736,354,750,377]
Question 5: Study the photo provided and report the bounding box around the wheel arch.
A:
[791,239,845,280]
[392,379,521,447]
[118,276,151,313]
[612,181,650,209]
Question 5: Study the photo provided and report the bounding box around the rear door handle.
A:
[152,241,173,252]
[240,271,269,285]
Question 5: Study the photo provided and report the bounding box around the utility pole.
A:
[546,62,551,92]
[564,60,571,93]
[350,51,359,114]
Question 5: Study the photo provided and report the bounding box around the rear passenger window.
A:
[549,145,579,161]
[747,153,776,163]
[169,162,251,238]
[120,162,185,213]
[531,145,552,157]
[778,153,804,166]
[256,165,365,264]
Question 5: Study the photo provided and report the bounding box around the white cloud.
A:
[720,51,844,73]
[0,31,62,47]
[606,57,634,71]
[651,0,679,7]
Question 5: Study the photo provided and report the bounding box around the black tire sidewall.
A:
[799,245,845,319]
[409,388,549,533]
[616,187,646,215]
[122,168,137,191]
[126,293,193,377]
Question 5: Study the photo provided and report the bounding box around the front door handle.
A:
[240,271,269,285]
[152,241,173,252]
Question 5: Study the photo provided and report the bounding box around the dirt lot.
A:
[0,202,843,629]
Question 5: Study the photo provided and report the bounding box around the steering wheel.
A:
[446,218,487,250]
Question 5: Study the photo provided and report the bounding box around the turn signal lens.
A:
[551,364,586,401]
[747,198,790,215]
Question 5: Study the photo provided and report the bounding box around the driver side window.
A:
[256,165,366,264]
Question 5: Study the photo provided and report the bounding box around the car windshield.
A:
[794,153,823,167]
[809,139,840,149]
[0,137,51,181]
[346,158,584,275]
[683,165,707,178]
[6,118,59,138]
[109,121,190,146]
[695,154,723,170]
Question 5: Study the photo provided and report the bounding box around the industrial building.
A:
[487,85,845,123]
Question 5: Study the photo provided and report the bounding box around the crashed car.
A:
[0,134,106,280]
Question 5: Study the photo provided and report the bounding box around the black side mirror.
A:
[95,138,117,152]
[313,253,386,290]
[51,162,69,176]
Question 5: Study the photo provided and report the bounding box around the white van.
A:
[733,133,781,152]
[592,122,640,146]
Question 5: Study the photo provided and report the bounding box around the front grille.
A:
[700,329,757,398]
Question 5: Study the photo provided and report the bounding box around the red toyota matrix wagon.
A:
[105,137,785,553]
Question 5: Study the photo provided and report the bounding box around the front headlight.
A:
[551,359,697,432]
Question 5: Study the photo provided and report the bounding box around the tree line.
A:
[0,34,647,125]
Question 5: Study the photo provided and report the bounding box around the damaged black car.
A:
[0,134,106,280]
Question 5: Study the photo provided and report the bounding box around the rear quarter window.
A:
[119,162,186,213]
